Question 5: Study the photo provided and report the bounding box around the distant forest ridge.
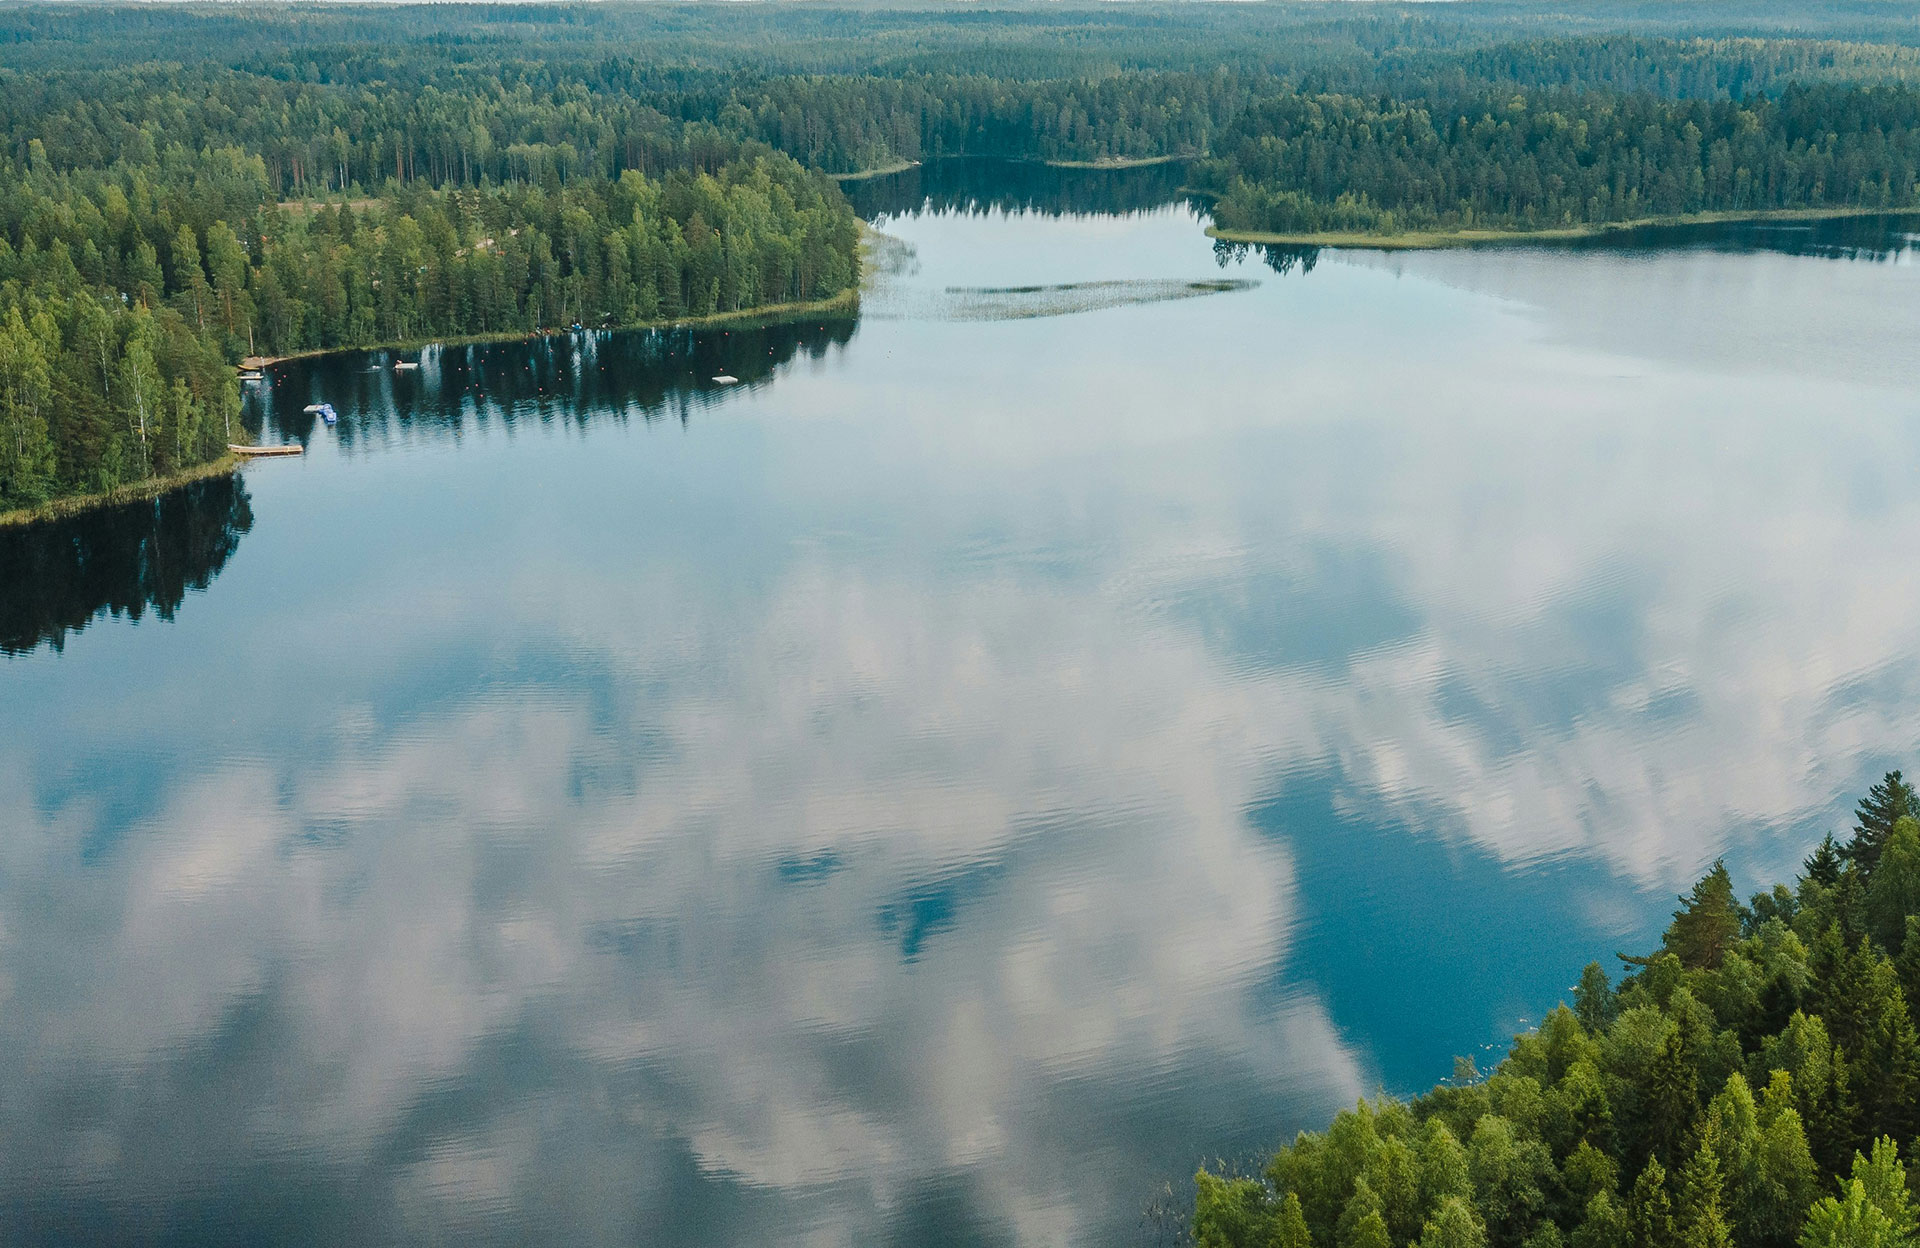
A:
[4,2,1920,512]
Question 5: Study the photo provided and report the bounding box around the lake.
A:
[3,161,1919,1246]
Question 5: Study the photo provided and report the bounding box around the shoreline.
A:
[1044,153,1192,170]
[833,160,920,182]
[4,288,861,528]
[0,454,243,529]
[238,287,861,370]
[1205,204,1920,251]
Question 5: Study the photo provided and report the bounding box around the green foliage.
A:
[1200,86,1920,238]
[0,140,859,509]
[1666,862,1744,971]
[1867,820,1920,952]
[1850,774,1917,875]
[10,4,1920,511]
[1197,772,1920,1248]
[1418,1196,1491,1248]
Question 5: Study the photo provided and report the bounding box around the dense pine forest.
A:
[1194,772,1920,1248]
[4,1,1920,513]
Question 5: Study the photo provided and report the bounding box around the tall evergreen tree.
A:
[1630,1159,1679,1248]
[1849,772,1918,876]
[1665,863,1743,970]
[1807,836,1847,888]
[1577,962,1617,1035]
[1867,819,1920,954]
[1676,1124,1733,1248]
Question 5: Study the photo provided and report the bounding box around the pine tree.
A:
[1866,818,1920,954]
[1577,962,1617,1035]
[1274,1192,1313,1248]
[1704,1076,1763,1248]
[1665,862,1743,969]
[1570,1191,1629,1248]
[1807,836,1846,888]
[1895,917,1920,1011]
[1630,1158,1678,1248]
[1849,772,1918,876]
[1645,1030,1700,1169]
[1755,1080,1820,1248]
[1677,1123,1733,1248]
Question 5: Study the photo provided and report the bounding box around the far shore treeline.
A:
[4,3,1920,513]
[1194,772,1920,1248]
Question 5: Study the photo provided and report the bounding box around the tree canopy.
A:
[1195,772,1920,1248]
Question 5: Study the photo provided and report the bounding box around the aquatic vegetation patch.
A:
[880,277,1257,321]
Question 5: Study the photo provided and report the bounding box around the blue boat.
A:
[303,402,338,424]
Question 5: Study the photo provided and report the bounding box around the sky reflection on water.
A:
[2,176,1919,1246]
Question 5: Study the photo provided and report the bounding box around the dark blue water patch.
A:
[1248,770,1667,1094]
[1433,673,1530,762]
[777,848,847,884]
[1820,656,1920,720]
[878,856,1009,963]
[1164,544,1423,675]
[1639,685,1701,724]
[884,1176,1016,1248]
[33,746,185,866]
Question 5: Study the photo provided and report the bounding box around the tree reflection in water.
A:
[0,474,254,656]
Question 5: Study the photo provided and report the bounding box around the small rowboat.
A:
[229,443,302,457]
[393,361,419,371]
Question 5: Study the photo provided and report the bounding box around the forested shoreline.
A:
[6,2,1920,515]
[1195,772,1920,1248]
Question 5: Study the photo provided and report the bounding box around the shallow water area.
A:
[3,163,1920,1246]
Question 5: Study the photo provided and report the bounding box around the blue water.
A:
[3,167,1919,1245]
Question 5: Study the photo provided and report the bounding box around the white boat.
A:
[393,361,419,371]
[712,374,739,385]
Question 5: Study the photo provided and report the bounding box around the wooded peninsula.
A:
[1,3,1917,512]
[1196,772,1920,1248]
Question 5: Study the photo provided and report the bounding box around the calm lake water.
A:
[4,163,1920,1246]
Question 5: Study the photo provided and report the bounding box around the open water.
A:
[4,161,1919,1245]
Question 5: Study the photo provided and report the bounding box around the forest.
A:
[1193,772,1920,1248]
[5,2,1920,512]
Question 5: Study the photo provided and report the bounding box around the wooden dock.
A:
[229,443,303,457]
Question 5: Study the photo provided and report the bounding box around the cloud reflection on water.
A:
[2,198,1920,1246]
